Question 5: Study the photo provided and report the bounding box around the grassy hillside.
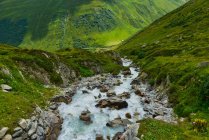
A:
[0,44,122,128]
[0,0,186,51]
[118,0,209,138]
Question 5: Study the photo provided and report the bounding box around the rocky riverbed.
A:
[58,58,176,140]
[0,58,176,140]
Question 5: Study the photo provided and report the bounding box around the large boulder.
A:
[107,91,116,97]
[96,98,128,110]
[79,110,92,124]
[106,118,132,127]
[100,85,109,93]
[50,95,72,104]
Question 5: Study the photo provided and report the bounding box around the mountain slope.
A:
[118,0,209,138]
[0,0,187,51]
[0,44,122,128]
[119,0,209,117]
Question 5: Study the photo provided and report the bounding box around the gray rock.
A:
[12,128,23,138]
[13,137,23,140]
[31,134,37,140]
[1,84,12,92]
[36,126,44,136]
[2,134,12,140]
[49,104,57,110]
[19,119,27,130]
[28,121,38,136]
[38,118,44,127]
[0,127,9,139]
[13,127,22,132]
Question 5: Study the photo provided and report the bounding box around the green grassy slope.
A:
[118,0,209,138]
[0,0,186,51]
[0,44,122,128]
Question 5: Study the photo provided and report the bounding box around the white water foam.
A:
[58,59,145,140]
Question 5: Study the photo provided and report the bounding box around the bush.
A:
[192,119,208,132]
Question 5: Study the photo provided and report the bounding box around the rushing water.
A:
[58,59,146,140]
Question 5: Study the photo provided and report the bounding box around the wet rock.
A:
[131,78,140,85]
[2,134,12,140]
[0,127,9,139]
[106,91,116,97]
[112,132,123,140]
[98,93,102,98]
[79,111,92,124]
[1,84,12,92]
[106,118,132,127]
[96,134,103,140]
[96,98,128,110]
[82,90,89,94]
[123,70,131,75]
[100,85,109,92]
[106,118,123,127]
[125,113,132,119]
[135,89,144,97]
[117,92,130,99]
[50,95,72,104]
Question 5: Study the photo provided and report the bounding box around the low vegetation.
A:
[0,44,122,128]
[118,0,209,138]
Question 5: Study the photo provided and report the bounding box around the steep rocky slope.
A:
[0,0,187,50]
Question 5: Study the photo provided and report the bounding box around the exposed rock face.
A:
[96,134,104,140]
[96,98,128,110]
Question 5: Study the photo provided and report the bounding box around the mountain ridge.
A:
[0,0,187,51]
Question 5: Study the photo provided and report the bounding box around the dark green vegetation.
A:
[118,0,209,138]
[0,44,122,128]
[0,0,186,50]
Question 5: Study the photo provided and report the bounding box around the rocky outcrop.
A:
[10,107,63,140]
